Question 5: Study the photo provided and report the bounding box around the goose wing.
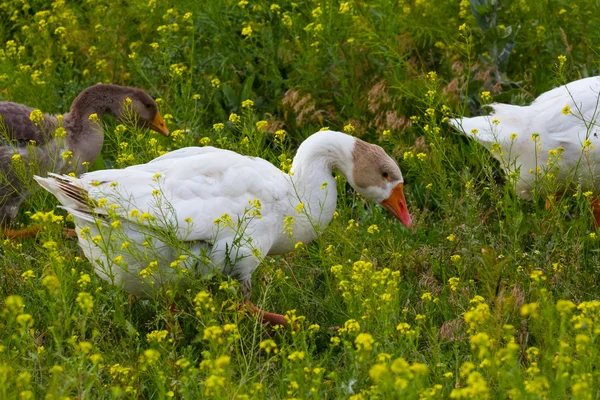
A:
[35,147,289,242]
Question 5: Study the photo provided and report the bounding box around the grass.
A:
[1,0,600,398]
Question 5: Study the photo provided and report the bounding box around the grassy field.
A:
[1,0,600,398]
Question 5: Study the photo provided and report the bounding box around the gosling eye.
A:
[145,104,152,109]
[382,171,389,179]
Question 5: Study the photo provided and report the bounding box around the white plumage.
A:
[35,130,411,324]
[450,76,600,199]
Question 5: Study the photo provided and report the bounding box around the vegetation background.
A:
[1,0,600,398]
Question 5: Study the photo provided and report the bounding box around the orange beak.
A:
[149,111,169,136]
[381,183,412,228]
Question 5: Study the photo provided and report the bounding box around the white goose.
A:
[450,77,600,211]
[35,130,412,325]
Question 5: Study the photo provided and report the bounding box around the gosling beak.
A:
[149,112,169,136]
[381,183,412,228]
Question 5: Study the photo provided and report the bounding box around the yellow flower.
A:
[355,333,374,351]
[391,357,409,374]
[367,224,379,234]
[203,325,223,342]
[229,113,241,123]
[241,99,254,108]
[369,364,388,383]
[480,91,491,103]
[450,254,461,262]
[88,113,99,122]
[520,302,539,317]
[562,105,571,115]
[29,109,44,125]
[448,277,460,291]
[287,351,305,361]
[556,300,576,315]
[142,349,160,365]
[16,313,33,327]
[204,375,225,394]
[346,219,359,231]
[256,120,268,131]
[42,275,60,292]
[343,124,355,134]
[21,270,35,280]
[259,339,278,354]
[530,270,546,282]
[147,330,168,342]
[77,273,91,288]
[49,365,64,374]
[274,129,286,143]
[241,24,252,37]
[282,13,293,28]
[76,292,94,313]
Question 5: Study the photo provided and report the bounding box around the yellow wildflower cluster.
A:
[331,260,400,318]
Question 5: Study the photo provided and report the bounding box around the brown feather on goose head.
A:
[351,139,412,228]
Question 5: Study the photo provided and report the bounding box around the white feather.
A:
[449,76,600,199]
[35,130,402,298]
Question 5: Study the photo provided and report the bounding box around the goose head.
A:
[348,139,412,228]
[114,87,169,136]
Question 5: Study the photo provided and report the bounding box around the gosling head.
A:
[115,86,169,137]
[350,139,412,228]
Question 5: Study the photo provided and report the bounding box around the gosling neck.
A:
[62,85,127,169]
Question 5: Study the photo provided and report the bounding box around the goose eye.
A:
[382,172,389,179]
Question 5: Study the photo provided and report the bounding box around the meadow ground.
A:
[1,0,600,398]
